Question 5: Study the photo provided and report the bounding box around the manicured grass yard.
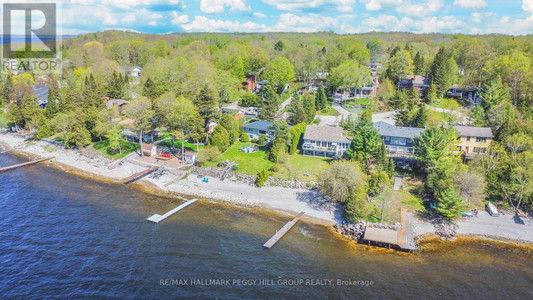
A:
[433,98,460,110]
[316,107,339,116]
[344,98,371,106]
[274,154,331,182]
[213,142,274,175]
[91,139,138,159]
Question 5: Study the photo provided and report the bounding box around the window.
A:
[384,136,390,142]
[466,136,471,141]
[474,147,487,154]
[476,137,487,143]
[391,137,406,146]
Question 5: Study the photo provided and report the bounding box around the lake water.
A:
[1,152,532,298]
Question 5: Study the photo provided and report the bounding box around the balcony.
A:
[303,143,338,152]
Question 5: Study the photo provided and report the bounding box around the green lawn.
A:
[156,131,205,152]
[433,98,460,110]
[274,154,331,182]
[214,141,274,175]
[316,108,339,116]
[344,98,371,106]
[91,139,138,159]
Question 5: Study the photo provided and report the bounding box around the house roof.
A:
[374,121,425,139]
[33,85,50,106]
[303,125,350,143]
[184,151,196,156]
[244,120,274,132]
[107,99,129,109]
[399,75,430,86]
[142,143,154,150]
[449,84,485,93]
[454,126,494,138]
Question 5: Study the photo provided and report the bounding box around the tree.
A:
[329,60,371,98]
[194,85,218,127]
[429,47,458,97]
[50,111,91,148]
[426,80,437,105]
[256,168,270,187]
[314,82,328,110]
[481,78,510,111]
[301,92,316,123]
[289,122,306,155]
[345,120,381,162]
[288,94,307,125]
[263,57,295,95]
[269,138,287,163]
[208,125,230,152]
[198,147,222,165]
[108,125,123,154]
[123,97,154,157]
[436,186,464,220]
[274,40,284,52]
[413,127,452,168]
[259,84,279,121]
[219,113,240,145]
[107,71,125,99]
[239,93,261,107]
[413,51,425,75]
[344,185,372,222]
[142,77,159,100]
[318,160,367,203]
[385,49,413,83]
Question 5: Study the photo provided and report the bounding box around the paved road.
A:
[372,111,397,125]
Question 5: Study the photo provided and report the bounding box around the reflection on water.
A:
[0,153,532,298]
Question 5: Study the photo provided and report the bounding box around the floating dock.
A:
[263,212,305,249]
[147,199,199,224]
[363,208,417,251]
[122,166,159,184]
[0,157,54,173]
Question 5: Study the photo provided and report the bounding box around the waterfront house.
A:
[242,74,256,91]
[447,84,485,104]
[302,125,351,159]
[106,99,129,114]
[355,76,379,97]
[398,75,430,93]
[454,126,493,159]
[33,85,50,109]
[374,121,425,157]
[206,121,218,134]
[243,121,274,140]
[120,66,142,79]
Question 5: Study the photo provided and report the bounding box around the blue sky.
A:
[54,0,533,35]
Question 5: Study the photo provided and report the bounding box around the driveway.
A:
[372,111,396,125]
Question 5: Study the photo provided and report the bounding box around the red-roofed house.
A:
[142,143,157,157]
[398,75,430,93]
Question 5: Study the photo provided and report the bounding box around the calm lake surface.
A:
[1,152,532,299]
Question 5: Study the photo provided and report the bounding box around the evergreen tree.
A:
[259,84,279,121]
[413,51,425,75]
[315,82,327,110]
[256,168,270,187]
[219,113,239,145]
[208,125,230,152]
[429,47,458,97]
[108,71,125,99]
[288,94,306,125]
[481,78,511,111]
[389,90,408,110]
[426,79,437,105]
[269,138,287,163]
[301,92,316,123]
[436,186,464,221]
[414,105,428,127]
[2,75,13,103]
[194,85,218,127]
[376,141,388,171]
[345,120,381,162]
[142,77,158,100]
[413,127,451,168]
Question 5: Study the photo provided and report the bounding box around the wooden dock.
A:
[147,199,198,224]
[363,208,417,251]
[0,157,54,173]
[122,166,159,184]
[263,212,305,249]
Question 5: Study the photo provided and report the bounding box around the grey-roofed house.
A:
[33,85,50,109]
[374,121,425,157]
[447,84,485,104]
[243,121,274,140]
[107,99,129,113]
[302,125,351,158]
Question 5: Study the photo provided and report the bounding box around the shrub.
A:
[231,164,239,171]
[269,164,280,172]
[239,93,262,107]
[240,131,250,142]
[256,169,270,187]
[257,135,266,145]
[197,147,222,165]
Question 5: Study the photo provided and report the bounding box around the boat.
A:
[486,202,499,217]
